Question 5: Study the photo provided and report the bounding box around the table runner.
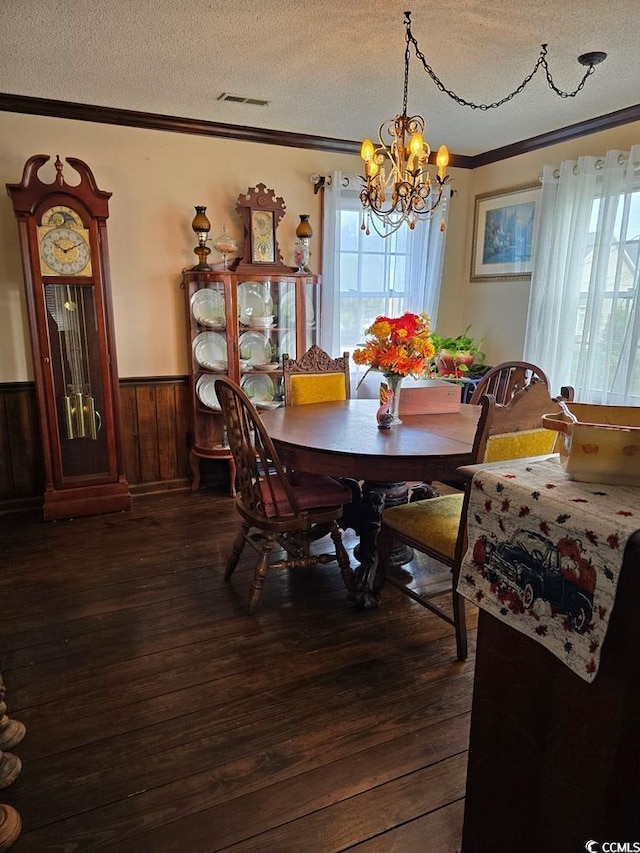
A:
[457,456,640,682]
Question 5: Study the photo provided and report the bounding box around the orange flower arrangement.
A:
[353,312,435,378]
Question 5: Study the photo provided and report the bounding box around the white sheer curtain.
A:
[524,145,640,403]
[319,170,449,356]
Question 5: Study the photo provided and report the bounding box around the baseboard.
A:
[129,478,192,496]
[0,495,42,517]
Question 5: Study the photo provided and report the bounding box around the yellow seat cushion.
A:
[483,428,557,463]
[381,493,464,560]
[289,373,347,406]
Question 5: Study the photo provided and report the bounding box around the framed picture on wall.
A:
[470,183,540,281]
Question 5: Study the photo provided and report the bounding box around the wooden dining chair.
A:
[214,376,354,614]
[375,380,561,661]
[469,360,549,406]
[282,344,350,406]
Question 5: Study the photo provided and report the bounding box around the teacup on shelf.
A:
[207,360,228,372]
[251,315,275,328]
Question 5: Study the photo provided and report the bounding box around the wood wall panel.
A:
[0,377,193,511]
[118,384,142,484]
[0,384,41,502]
[135,385,161,483]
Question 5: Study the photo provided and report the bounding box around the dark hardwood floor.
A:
[0,489,477,852]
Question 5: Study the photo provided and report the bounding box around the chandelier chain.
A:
[406,16,596,111]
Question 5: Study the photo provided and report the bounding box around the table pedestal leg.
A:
[361,481,414,568]
[344,480,413,609]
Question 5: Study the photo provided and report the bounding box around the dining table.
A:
[259,398,480,606]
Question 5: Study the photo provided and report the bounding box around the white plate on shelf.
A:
[195,374,222,410]
[279,289,296,326]
[238,282,273,324]
[191,289,226,328]
[278,288,315,327]
[255,400,282,410]
[193,332,227,369]
[305,289,316,326]
[238,330,271,367]
[253,362,279,372]
[241,373,275,404]
[279,331,296,359]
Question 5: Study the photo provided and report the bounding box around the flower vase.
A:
[383,373,403,425]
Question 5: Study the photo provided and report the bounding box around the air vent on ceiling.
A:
[217,93,269,107]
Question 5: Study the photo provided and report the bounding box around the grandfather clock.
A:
[7,155,131,520]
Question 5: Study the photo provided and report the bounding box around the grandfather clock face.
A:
[6,154,130,520]
[38,206,92,276]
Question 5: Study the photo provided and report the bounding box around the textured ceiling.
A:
[2,0,639,156]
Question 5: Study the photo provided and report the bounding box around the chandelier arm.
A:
[406,20,600,109]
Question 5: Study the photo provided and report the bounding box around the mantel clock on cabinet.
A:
[7,155,131,520]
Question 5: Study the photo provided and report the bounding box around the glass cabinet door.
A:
[301,276,319,352]
[238,277,293,409]
[189,277,230,413]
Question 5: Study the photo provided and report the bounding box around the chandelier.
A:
[360,11,607,237]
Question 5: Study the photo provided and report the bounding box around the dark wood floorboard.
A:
[0,489,476,852]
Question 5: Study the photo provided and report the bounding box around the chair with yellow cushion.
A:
[282,345,350,406]
[375,380,560,661]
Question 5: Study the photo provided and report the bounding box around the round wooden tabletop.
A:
[260,399,480,482]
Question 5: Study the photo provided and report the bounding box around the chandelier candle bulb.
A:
[436,146,449,180]
[361,139,374,162]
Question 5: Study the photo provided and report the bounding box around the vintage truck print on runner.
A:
[475,528,594,633]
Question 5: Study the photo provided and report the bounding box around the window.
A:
[319,172,448,357]
[524,146,640,404]
[573,191,640,402]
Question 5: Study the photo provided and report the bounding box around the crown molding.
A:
[0,93,358,155]
[2,93,639,168]
[470,103,640,168]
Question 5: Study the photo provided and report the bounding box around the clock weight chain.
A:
[49,284,101,440]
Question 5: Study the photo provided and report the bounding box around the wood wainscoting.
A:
[0,382,43,511]
[0,376,221,513]
[118,376,191,493]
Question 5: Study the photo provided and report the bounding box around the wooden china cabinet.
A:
[182,267,320,492]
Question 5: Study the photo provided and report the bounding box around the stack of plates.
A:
[238,282,273,325]
[192,332,228,370]
[241,373,276,408]
[191,289,226,328]
[238,331,271,367]
[195,375,222,410]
